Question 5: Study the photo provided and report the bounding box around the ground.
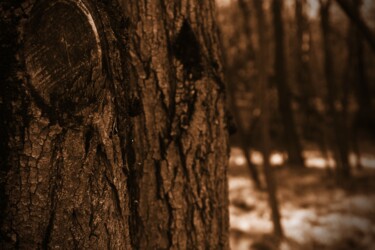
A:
[228,147,375,250]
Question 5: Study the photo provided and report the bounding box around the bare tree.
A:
[254,0,284,238]
[295,0,318,140]
[272,0,305,168]
[342,0,367,169]
[230,0,262,189]
[320,0,351,179]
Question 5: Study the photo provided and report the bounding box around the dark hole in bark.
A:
[128,97,143,117]
[173,19,203,81]
[84,127,94,155]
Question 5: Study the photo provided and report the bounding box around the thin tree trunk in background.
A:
[254,0,284,238]
[295,0,313,100]
[352,3,371,118]
[238,0,256,63]
[295,0,316,140]
[354,36,371,121]
[307,24,331,171]
[346,0,365,169]
[272,0,305,168]
[226,74,262,188]
[0,0,230,249]
[352,39,365,168]
[229,0,262,189]
[350,0,374,137]
[320,0,351,179]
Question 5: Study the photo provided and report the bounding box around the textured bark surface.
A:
[0,0,229,249]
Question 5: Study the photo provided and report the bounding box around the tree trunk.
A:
[0,1,230,249]
[227,86,262,189]
[320,0,351,179]
[232,0,262,189]
[345,0,365,169]
[295,0,317,140]
[349,0,374,136]
[237,0,256,61]
[254,0,283,238]
[272,0,305,167]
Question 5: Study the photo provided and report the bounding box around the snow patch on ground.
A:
[228,159,375,250]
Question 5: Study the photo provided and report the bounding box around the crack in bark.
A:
[154,160,165,199]
[100,153,123,219]
[42,207,55,249]
[40,129,65,249]
[104,223,111,250]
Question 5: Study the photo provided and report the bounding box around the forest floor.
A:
[228,147,375,250]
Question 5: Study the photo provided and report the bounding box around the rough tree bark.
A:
[272,0,305,168]
[0,0,230,249]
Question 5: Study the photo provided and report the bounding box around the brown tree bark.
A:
[272,0,305,168]
[0,0,230,249]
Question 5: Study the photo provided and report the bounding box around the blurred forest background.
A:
[215,0,375,249]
